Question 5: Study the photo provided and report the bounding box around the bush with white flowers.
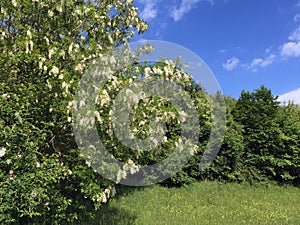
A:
[92,58,212,186]
[0,0,147,224]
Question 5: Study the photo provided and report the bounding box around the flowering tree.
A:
[89,58,205,185]
[0,0,148,224]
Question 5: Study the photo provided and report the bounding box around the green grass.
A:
[81,181,300,225]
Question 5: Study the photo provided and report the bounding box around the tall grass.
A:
[80,181,300,225]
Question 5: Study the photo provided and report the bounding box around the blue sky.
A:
[132,0,300,104]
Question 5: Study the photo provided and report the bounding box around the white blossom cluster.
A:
[0,147,6,157]
[91,54,195,161]
[116,159,139,183]
[91,186,116,203]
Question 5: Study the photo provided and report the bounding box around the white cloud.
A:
[139,0,158,20]
[280,26,300,58]
[249,58,263,68]
[170,0,214,22]
[288,27,300,41]
[260,54,276,67]
[280,41,300,57]
[170,0,200,22]
[248,54,276,71]
[222,56,240,71]
[278,88,300,105]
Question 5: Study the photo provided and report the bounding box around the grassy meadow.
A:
[80,181,300,225]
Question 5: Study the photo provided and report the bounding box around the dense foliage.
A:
[0,0,299,224]
[0,0,148,224]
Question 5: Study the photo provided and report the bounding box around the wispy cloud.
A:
[138,0,158,20]
[219,49,227,53]
[248,54,276,71]
[278,88,300,105]
[223,56,240,71]
[288,26,300,41]
[294,13,300,22]
[170,0,214,22]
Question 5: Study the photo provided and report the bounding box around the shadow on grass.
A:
[85,206,137,225]
[79,185,145,225]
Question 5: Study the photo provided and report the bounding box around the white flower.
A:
[49,66,59,75]
[44,36,50,45]
[48,48,56,59]
[94,111,102,123]
[74,44,80,52]
[62,81,67,88]
[108,35,113,44]
[152,67,163,75]
[39,57,46,70]
[0,147,6,157]
[104,188,111,197]
[101,193,107,203]
[48,10,54,18]
[144,67,151,77]
[189,145,199,156]
[25,46,29,54]
[26,30,32,39]
[139,120,146,126]
[68,43,73,55]
[31,189,37,198]
[56,5,63,12]
[74,63,84,73]
[179,110,187,122]
[85,160,91,167]
[58,74,64,79]
[162,136,168,143]
[164,65,172,76]
[74,9,82,15]
[59,50,65,59]
[2,93,8,99]
[36,162,40,168]
[6,159,11,164]
[100,90,110,106]
[12,0,18,7]
[183,73,190,81]
[130,164,139,175]
[84,7,91,14]
[190,148,196,156]
[1,31,6,40]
